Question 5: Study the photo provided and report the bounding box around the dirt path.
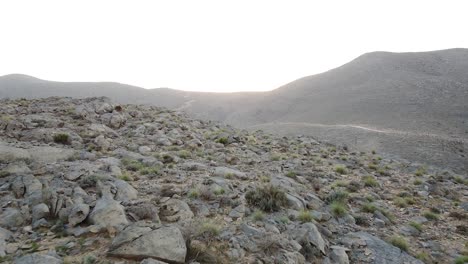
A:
[248,122,468,143]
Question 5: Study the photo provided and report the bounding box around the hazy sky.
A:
[1,0,467,92]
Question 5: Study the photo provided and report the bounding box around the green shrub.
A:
[415,252,430,262]
[188,189,200,199]
[335,166,347,174]
[252,210,265,221]
[413,179,423,185]
[423,211,439,221]
[362,203,378,213]
[0,170,11,178]
[217,137,228,145]
[409,221,422,232]
[53,133,70,144]
[415,167,427,176]
[390,236,409,251]
[331,201,347,217]
[326,190,349,204]
[178,150,191,159]
[122,159,146,171]
[245,185,288,212]
[455,255,468,264]
[297,210,314,223]
[363,175,379,187]
[118,172,132,181]
[213,187,225,196]
[198,222,221,237]
[286,171,297,178]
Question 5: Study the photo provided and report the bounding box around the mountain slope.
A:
[1,49,467,172]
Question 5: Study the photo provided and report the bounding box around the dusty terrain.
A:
[0,97,466,263]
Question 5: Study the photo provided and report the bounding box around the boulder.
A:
[88,197,128,228]
[288,223,327,255]
[213,167,248,180]
[108,223,187,263]
[160,199,194,222]
[342,232,424,264]
[14,253,62,264]
[68,203,90,227]
[0,208,24,228]
[113,179,138,203]
[32,203,49,223]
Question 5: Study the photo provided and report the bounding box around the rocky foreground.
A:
[0,97,466,264]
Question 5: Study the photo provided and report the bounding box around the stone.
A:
[330,246,350,264]
[68,203,90,227]
[108,224,187,263]
[14,253,63,264]
[343,232,424,264]
[288,223,327,255]
[113,179,138,203]
[32,203,49,223]
[0,208,24,228]
[88,197,128,228]
[159,198,194,222]
[140,259,170,264]
[213,167,248,180]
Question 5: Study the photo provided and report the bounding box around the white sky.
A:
[1,0,467,92]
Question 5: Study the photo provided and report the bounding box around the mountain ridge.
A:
[1,48,467,172]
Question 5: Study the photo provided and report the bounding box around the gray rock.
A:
[32,203,49,222]
[229,204,246,219]
[0,238,5,257]
[159,198,194,222]
[288,223,327,255]
[0,208,24,228]
[113,179,138,203]
[14,253,63,264]
[286,193,306,210]
[138,146,152,155]
[277,250,306,264]
[89,197,128,228]
[330,246,350,264]
[68,203,90,227]
[29,146,76,164]
[343,232,423,264]
[101,113,126,129]
[0,143,31,163]
[140,259,169,264]
[213,167,248,180]
[0,227,12,241]
[108,224,187,263]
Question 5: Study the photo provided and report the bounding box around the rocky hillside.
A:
[2,49,468,173]
[0,97,466,264]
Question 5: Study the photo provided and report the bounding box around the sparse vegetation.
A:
[286,171,297,178]
[409,221,423,232]
[362,175,379,187]
[335,165,347,174]
[455,255,468,264]
[252,210,265,221]
[326,190,349,204]
[188,189,200,199]
[389,236,409,251]
[423,211,439,221]
[297,210,314,222]
[330,201,347,217]
[217,137,228,145]
[362,203,378,213]
[245,185,288,212]
[53,133,70,144]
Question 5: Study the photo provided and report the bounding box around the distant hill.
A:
[1,48,467,173]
